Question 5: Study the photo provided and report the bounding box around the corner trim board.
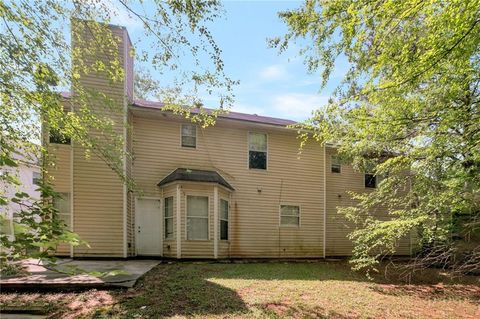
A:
[213,185,219,259]
[176,184,181,258]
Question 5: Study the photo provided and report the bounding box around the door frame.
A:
[135,196,163,256]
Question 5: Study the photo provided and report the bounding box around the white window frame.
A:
[164,196,174,240]
[331,155,341,173]
[32,171,42,185]
[185,194,210,241]
[219,198,229,241]
[279,204,301,227]
[247,131,268,170]
[181,124,197,148]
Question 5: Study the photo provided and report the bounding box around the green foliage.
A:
[1,1,234,268]
[274,0,480,273]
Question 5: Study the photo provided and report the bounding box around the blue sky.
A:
[114,1,348,121]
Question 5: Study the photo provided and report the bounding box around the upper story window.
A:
[331,156,341,173]
[49,129,71,145]
[32,171,41,185]
[365,173,377,188]
[220,199,229,240]
[181,124,196,148]
[164,196,174,240]
[280,205,300,227]
[248,132,267,170]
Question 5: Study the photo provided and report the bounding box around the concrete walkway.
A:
[0,259,160,290]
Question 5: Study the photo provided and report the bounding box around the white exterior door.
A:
[136,198,162,256]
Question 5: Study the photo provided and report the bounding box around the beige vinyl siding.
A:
[325,147,411,256]
[47,144,71,255]
[47,145,71,193]
[70,22,128,257]
[132,110,325,258]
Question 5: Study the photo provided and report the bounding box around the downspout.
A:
[323,145,327,258]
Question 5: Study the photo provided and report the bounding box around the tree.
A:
[272,0,480,274]
[0,0,234,270]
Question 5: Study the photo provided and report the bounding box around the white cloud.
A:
[259,65,288,81]
[270,93,329,121]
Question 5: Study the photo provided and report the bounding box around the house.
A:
[0,149,41,239]
[46,21,412,259]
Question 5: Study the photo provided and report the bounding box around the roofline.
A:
[157,180,234,192]
[59,91,302,129]
[130,102,298,129]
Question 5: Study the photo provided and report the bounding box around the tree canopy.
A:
[273,0,480,274]
[0,0,233,269]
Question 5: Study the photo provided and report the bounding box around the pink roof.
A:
[133,98,297,127]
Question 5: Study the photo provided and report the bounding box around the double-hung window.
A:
[280,205,300,227]
[181,124,196,148]
[220,199,229,240]
[186,196,209,240]
[164,197,174,240]
[49,128,71,145]
[248,132,267,169]
[331,156,341,173]
[32,171,41,186]
[53,193,71,228]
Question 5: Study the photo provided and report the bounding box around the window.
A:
[0,215,13,236]
[280,205,300,226]
[32,171,41,185]
[186,196,208,240]
[249,132,267,169]
[53,193,71,228]
[365,174,377,188]
[164,197,174,240]
[49,129,71,144]
[220,199,229,240]
[331,156,341,173]
[181,124,196,148]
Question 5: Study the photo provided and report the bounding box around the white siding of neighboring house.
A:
[0,161,41,237]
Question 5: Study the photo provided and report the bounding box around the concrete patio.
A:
[0,259,160,290]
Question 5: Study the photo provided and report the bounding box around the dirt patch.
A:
[373,283,480,301]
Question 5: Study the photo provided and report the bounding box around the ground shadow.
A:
[116,263,249,318]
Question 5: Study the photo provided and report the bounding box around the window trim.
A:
[164,196,174,240]
[247,131,268,170]
[180,123,197,149]
[219,198,229,241]
[185,194,210,241]
[331,155,341,173]
[279,204,301,227]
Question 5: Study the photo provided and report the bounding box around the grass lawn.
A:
[1,261,479,318]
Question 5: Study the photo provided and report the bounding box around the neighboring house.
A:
[0,149,41,239]
[46,21,411,258]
